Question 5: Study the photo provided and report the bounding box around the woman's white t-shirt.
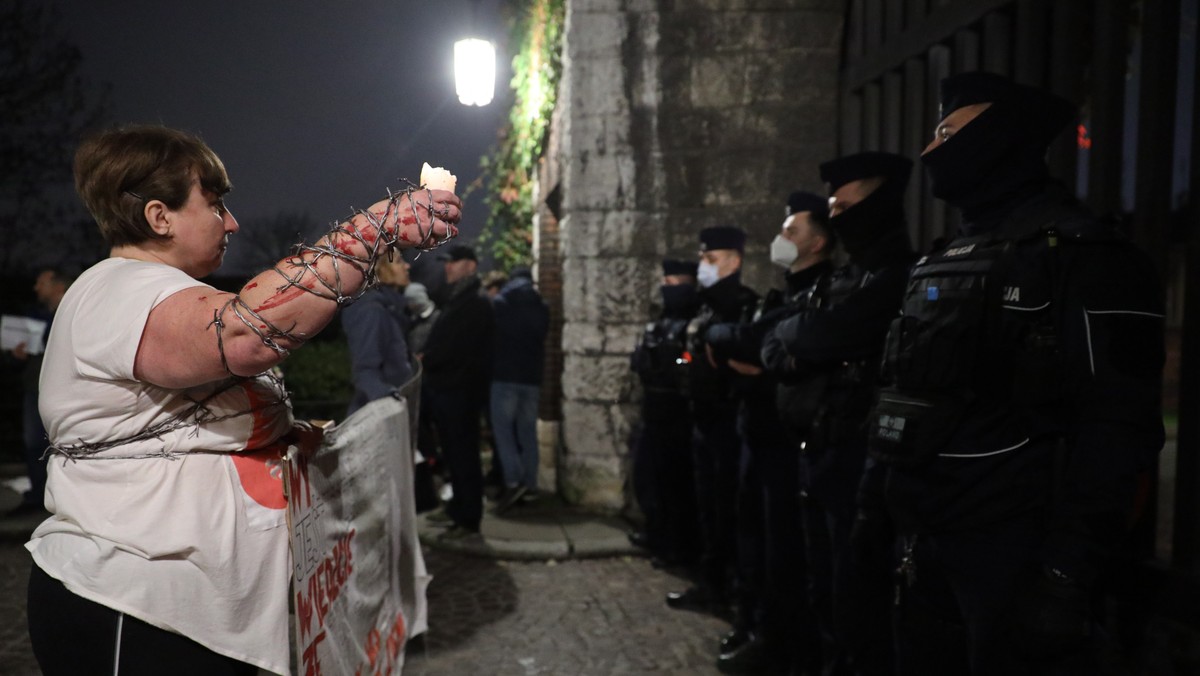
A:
[26,258,295,675]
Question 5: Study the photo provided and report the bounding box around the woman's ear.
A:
[144,200,172,237]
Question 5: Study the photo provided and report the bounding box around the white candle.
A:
[420,163,457,192]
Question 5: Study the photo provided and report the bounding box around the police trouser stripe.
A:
[113,612,124,676]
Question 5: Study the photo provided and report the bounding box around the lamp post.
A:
[454,0,495,106]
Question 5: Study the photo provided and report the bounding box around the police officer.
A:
[864,72,1165,675]
[630,259,702,568]
[762,153,917,676]
[705,191,834,674]
[666,226,759,619]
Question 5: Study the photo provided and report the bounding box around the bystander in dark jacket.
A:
[5,266,73,517]
[490,268,549,386]
[343,260,414,417]
[422,244,495,535]
[488,267,550,511]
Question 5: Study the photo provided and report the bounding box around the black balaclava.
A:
[660,258,699,317]
[921,72,1076,231]
[819,151,913,268]
[661,284,698,317]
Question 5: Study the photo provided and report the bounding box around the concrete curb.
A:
[0,473,645,561]
[416,499,642,561]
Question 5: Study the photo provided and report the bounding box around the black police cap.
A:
[938,71,1015,118]
[436,244,478,262]
[661,259,699,277]
[785,191,828,219]
[819,152,913,194]
[938,71,1076,146]
[698,225,745,253]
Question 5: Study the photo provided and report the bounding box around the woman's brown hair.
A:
[74,125,232,247]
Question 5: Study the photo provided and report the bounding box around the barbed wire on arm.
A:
[46,181,454,462]
[277,181,451,300]
[210,181,453,372]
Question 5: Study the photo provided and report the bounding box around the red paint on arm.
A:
[340,222,380,248]
[391,215,420,242]
[253,285,309,313]
[335,238,358,256]
[251,274,330,313]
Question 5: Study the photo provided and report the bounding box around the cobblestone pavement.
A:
[0,541,730,676]
[405,549,728,676]
[5,537,1200,675]
[0,542,37,676]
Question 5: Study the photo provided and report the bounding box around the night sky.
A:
[55,0,511,279]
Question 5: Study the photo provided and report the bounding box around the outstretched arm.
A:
[136,189,461,389]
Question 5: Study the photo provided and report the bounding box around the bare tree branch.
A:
[0,0,109,273]
[223,210,324,276]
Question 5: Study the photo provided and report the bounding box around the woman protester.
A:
[25,125,460,675]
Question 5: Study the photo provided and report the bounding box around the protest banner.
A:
[0,314,47,354]
[285,385,429,676]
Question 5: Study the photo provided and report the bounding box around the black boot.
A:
[666,586,714,612]
[719,627,752,656]
[628,530,652,549]
[716,633,769,674]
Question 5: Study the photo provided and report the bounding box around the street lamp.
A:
[454,0,495,106]
[454,37,495,106]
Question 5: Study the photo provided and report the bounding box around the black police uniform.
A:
[707,256,833,675]
[864,74,1166,676]
[631,262,701,566]
[763,154,917,676]
[668,229,759,615]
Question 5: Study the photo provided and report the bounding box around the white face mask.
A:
[770,234,799,269]
[697,261,720,288]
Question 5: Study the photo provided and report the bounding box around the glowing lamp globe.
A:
[454,38,496,106]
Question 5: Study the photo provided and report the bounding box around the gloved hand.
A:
[703,323,738,366]
[1006,565,1092,659]
[704,323,737,351]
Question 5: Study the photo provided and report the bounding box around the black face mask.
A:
[830,186,906,264]
[660,284,698,316]
[921,102,1051,220]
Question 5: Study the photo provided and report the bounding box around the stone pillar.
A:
[554,0,843,510]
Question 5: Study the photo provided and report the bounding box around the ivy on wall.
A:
[478,0,565,272]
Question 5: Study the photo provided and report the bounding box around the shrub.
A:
[279,336,352,421]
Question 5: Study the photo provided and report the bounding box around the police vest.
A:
[774,271,834,448]
[632,316,690,392]
[868,206,1108,466]
[790,265,880,454]
[684,287,759,403]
